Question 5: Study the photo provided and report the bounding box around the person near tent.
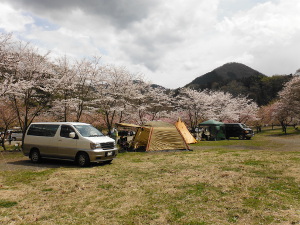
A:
[111,127,118,141]
[8,131,12,145]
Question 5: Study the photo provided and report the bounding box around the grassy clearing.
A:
[0,127,300,224]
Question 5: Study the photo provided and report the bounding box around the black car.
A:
[224,123,254,140]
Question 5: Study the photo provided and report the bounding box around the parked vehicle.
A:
[10,131,23,141]
[23,122,118,167]
[224,123,254,140]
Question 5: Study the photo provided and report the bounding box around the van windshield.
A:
[73,125,104,137]
[240,124,248,128]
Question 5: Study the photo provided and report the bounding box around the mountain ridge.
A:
[181,62,293,106]
[185,62,266,90]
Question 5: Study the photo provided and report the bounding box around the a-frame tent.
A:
[117,122,189,151]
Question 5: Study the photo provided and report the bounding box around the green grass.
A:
[0,200,18,208]
[2,169,56,185]
[0,150,23,159]
[0,127,299,224]
[0,143,22,152]
[259,126,300,136]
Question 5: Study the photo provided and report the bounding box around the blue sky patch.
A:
[22,12,60,31]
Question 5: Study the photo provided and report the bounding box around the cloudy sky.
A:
[0,0,299,88]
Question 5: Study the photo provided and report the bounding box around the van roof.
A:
[30,122,90,125]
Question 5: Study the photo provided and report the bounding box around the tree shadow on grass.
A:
[3,158,110,171]
[265,131,300,137]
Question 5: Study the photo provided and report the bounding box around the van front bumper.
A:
[88,148,118,162]
[245,133,254,138]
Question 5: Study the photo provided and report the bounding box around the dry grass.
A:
[1,127,300,224]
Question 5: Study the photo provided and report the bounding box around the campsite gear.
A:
[117,122,190,151]
[117,136,129,151]
[198,120,226,141]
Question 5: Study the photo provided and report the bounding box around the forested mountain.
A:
[184,62,293,106]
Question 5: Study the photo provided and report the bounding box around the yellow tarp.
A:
[175,118,197,144]
[131,125,189,151]
[132,127,151,149]
[147,127,189,151]
[116,123,141,128]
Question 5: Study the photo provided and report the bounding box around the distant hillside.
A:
[186,62,265,90]
[184,62,293,106]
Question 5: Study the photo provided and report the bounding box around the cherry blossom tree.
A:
[271,101,294,134]
[176,88,258,130]
[176,88,213,130]
[230,97,258,123]
[4,40,58,144]
[91,66,144,134]
[72,57,104,122]
[274,75,300,133]
[278,75,300,117]
[49,55,78,121]
[145,86,173,121]
[129,84,174,124]
[0,33,16,97]
[0,97,18,150]
[254,103,280,132]
[47,56,105,122]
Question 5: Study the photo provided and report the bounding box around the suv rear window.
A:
[27,124,59,137]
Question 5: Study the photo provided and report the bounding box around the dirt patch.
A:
[190,145,262,151]
[270,136,300,151]
[0,152,78,171]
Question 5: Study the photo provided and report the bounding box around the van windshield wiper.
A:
[89,134,103,137]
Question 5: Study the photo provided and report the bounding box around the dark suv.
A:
[224,123,254,140]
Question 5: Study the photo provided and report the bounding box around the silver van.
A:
[11,131,23,141]
[23,122,118,167]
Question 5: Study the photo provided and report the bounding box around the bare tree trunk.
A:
[104,110,116,136]
[280,121,287,134]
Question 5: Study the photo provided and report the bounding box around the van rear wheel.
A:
[77,152,90,167]
[30,149,41,163]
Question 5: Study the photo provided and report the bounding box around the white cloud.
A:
[0,0,300,88]
[215,0,300,76]
[0,2,33,32]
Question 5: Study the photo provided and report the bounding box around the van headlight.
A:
[90,143,101,149]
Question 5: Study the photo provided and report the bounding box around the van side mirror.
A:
[69,132,76,138]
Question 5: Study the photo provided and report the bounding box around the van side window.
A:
[27,124,59,137]
[60,125,76,138]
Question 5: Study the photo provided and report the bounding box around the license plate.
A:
[107,151,113,156]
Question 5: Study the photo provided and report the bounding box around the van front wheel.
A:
[30,149,41,163]
[77,152,90,167]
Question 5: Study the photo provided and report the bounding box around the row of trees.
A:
[1,33,299,148]
[257,74,300,133]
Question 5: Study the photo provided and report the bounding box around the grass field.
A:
[0,127,300,224]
